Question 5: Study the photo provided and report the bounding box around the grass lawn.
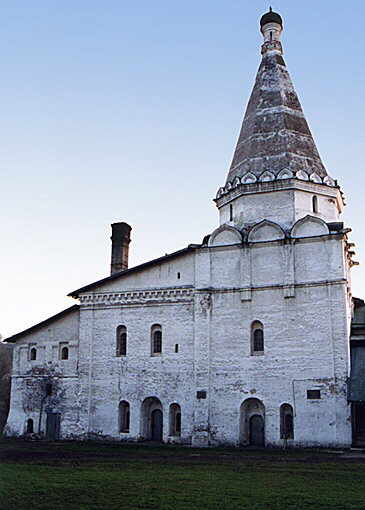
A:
[1,440,365,510]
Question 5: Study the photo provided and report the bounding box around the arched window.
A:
[151,324,162,356]
[280,403,294,439]
[61,346,69,360]
[26,418,34,434]
[169,403,181,436]
[251,321,264,355]
[30,347,37,361]
[116,326,127,357]
[119,401,130,433]
[312,195,318,213]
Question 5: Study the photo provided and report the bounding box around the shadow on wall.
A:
[0,341,13,433]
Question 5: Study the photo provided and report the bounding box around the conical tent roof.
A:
[226,46,328,185]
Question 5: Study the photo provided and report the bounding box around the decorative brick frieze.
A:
[79,287,194,307]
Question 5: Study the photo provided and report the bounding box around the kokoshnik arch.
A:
[4,9,364,448]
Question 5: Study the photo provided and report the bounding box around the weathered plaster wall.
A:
[5,220,352,448]
[219,181,341,229]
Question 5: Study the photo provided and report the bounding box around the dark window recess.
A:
[175,344,179,353]
[116,326,127,357]
[26,418,34,434]
[153,330,162,354]
[61,346,69,360]
[177,272,181,279]
[197,391,207,399]
[30,347,37,361]
[229,204,233,221]
[312,195,318,213]
[46,383,53,396]
[253,329,264,352]
[307,389,321,400]
[119,401,130,433]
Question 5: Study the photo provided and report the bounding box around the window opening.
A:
[119,401,130,433]
[151,325,162,355]
[30,347,37,361]
[177,272,181,279]
[61,346,69,360]
[116,326,127,357]
[270,31,273,42]
[229,204,233,221]
[251,321,264,354]
[312,195,318,213]
[26,418,34,434]
[46,383,53,396]
[175,344,179,353]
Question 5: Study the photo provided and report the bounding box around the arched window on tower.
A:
[151,324,162,356]
[169,403,181,436]
[119,401,130,433]
[251,321,264,355]
[30,347,37,361]
[116,326,127,357]
[312,195,318,213]
[280,403,294,439]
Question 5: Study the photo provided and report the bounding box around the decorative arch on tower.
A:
[291,215,329,238]
[277,168,293,180]
[241,172,257,184]
[208,225,243,247]
[248,220,286,243]
[259,170,275,182]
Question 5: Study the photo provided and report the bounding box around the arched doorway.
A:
[141,397,163,441]
[240,398,265,446]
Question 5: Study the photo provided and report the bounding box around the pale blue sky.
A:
[2,1,365,337]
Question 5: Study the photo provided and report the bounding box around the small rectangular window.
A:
[197,391,207,399]
[307,389,321,400]
[175,344,179,353]
[177,272,181,279]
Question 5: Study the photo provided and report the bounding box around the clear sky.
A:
[1,1,365,338]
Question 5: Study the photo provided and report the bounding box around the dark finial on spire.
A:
[260,8,283,28]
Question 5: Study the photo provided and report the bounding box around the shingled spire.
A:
[225,9,328,185]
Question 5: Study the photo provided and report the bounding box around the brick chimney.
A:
[110,222,132,275]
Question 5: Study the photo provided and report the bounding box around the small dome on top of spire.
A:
[260,7,283,27]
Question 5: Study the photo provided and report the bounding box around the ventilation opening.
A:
[307,389,321,400]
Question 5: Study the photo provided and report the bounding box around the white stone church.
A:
[5,10,365,448]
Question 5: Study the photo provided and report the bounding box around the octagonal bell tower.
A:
[215,8,344,231]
